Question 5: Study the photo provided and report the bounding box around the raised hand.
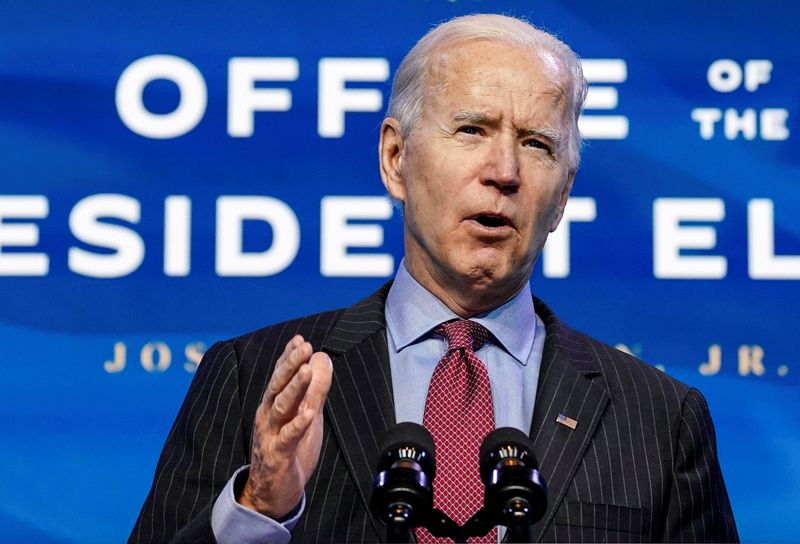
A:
[238,335,333,519]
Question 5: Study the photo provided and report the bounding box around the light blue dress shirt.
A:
[387,261,544,434]
[211,262,545,543]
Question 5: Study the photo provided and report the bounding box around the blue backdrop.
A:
[1,1,797,542]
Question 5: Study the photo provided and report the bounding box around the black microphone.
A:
[371,422,436,542]
[479,427,547,542]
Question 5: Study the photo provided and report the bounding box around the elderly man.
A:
[130,14,738,543]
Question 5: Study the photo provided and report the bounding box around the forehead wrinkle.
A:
[423,46,457,96]
[434,48,569,100]
[421,42,572,139]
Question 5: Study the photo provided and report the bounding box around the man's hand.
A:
[238,335,333,519]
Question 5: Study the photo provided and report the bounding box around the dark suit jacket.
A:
[129,283,738,543]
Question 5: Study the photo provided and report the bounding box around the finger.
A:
[263,336,311,407]
[274,405,316,456]
[273,353,332,456]
[267,362,313,430]
[299,352,333,415]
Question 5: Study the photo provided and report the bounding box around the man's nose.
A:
[483,136,520,191]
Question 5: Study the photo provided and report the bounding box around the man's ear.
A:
[379,117,406,203]
[549,169,576,232]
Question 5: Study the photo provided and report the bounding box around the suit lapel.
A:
[322,282,396,537]
[528,298,610,542]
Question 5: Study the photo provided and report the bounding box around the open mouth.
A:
[471,214,511,228]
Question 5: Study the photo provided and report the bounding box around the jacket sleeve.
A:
[127,340,249,544]
[662,388,739,543]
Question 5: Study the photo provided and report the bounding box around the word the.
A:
[691,59,790,141]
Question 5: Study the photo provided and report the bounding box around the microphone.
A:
[370,422,436,542]
[479,427,547,542]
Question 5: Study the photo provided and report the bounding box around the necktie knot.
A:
[434,319,490,352]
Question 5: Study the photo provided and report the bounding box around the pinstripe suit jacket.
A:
[130,282,737,543]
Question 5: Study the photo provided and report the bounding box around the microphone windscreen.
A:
[479,426,533,461]
[379,422,436,476]
[480,427,539,483]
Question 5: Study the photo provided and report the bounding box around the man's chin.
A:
[456,260,524,297]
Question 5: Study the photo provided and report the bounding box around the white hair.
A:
[387,13,588,169]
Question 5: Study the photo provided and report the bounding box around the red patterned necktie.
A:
[417,319,497,543]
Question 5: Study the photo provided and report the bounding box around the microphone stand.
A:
[384,495,536,543]
[503,499,534,543]
[423,508,467,544]
[461,503,534,543]
[384,503,412,543]
[460,507,494,540]
[380,502,463,543]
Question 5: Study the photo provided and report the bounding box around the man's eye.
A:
[524,139,550,152]
[457,126,481,135]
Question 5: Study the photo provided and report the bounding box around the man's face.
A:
[381,40,575,313]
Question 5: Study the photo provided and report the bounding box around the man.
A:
[130,14,738,543]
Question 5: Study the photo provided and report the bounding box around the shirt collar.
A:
[385,260,537,366]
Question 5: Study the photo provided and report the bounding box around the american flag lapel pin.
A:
[556,413,578,430]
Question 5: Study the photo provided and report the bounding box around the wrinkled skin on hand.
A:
[238,335,333,519]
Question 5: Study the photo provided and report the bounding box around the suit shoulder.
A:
[222,307,347,358]
[581,331,692,398]
[570,329,703,432]
[219,282,391,357]
[534,297,693,405]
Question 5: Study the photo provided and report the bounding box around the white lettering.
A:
[691,108,723,140]
[116,55,207,139]
[707,59,742,93]
[724,108,757,140]
[164,196,191,276]
[543,197,597,278]
[653,198,726,279]
[320,196,394,277]
[748,199,800,279]
[216,196,299,276]
[579,59,629,139]
[744,60,773,92]
[760,108,790,140]
[0,195,49,276]
[318,58,389,138]
[68,194,145,278]
[227,57,299,137]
